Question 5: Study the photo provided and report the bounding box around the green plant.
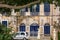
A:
[0,23,13,40]
[58,32,60,40]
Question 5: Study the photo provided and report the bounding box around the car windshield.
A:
[16,33,20,35]
[21,33,25,35]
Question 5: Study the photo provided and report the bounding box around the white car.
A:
[12,32,29,40]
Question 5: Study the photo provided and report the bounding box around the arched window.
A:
[44,23,50,35]
[30,23,39,36]
[19,23,26,32]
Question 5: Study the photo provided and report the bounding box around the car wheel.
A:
[23,38,26,40]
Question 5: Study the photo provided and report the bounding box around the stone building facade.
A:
[0,3,60,40]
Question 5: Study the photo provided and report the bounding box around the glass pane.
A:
[36,4,40,12]
[44,2,50,16]
[25,7,28,12]
[44,26,50,34]
[21,33,25,35]
[44,2,50,12]
[30,23,39,36]
[30,6,33,12]
[2,21,7,27]
[20,23,25,31]
[20,26,25,31]
[30,4,40,16]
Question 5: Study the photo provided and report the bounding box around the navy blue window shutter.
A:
[25,7,28,12]
[20,26,25,31]
[44,2,50,16]
[36,4,40,12]
[44,3,50,12]
[44,26,50,34]
[2,21,7,27]
[30,5,34,16]
[20,23,25,31]
[30,26,38,31]
[34,26,38,31]
[30,6,33,12]
[30,25,39,36]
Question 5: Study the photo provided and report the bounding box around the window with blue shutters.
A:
[20,7,28,16]
[30,23,39,36]
[30,5,33,12]
[25,7,28,12]
[44,23,50,35]
[19,23,26,32]
[30,4,40,16]
[2,21,7,27]
[36,4,40,12]
[44,2,50,16]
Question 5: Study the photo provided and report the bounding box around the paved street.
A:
[12,36,50,40]
[12,37,38,40]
